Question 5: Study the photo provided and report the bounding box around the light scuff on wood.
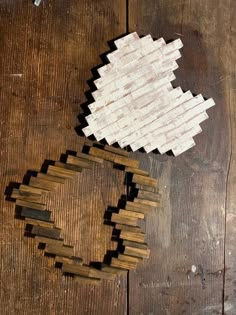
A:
[82,33,215,156]
[7,143,159,283]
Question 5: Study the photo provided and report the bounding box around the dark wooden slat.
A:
[104,145,129,157]
[135,183,158,193]
[111,258,137,270]
[37,173,66,184]
[133,198,159,208]
[125,167,149,176]
[125,201,152,213]
[76,152,104,164]
[21,208,51,221]
[45,244,74,257]
[119,209,144,219]
[137,189,160,202]
[118,254,143,263]
[47,165,77,179]
[111,213,138,226]
[11,188,42,203]
[124,246,150,259]
[54,161,83,172]
[132,174,158,188]
[16,199,46,211]
[66,155,93,169]
[29,177,60,191]
[35,236,64,246]
[115,224,142,233]
[19,184,49,195]
[31,226,61,239]
[25,218,55,228]
[120,230,145,243]
[62,264,116,280]
[89,147,139,168]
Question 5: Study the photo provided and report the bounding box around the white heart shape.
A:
[83,32,215,156]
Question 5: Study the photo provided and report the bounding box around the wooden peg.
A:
[66,155,93,169]
[132,174,158,188]
[11,189,42,203]
[125,167,149,176]
[21,208,51,221]
[31,226,61,239]
[37,173,66,184]
[45,244,74,257]
[76,152,104,164]
[111,213,138,227]
[120,230,145,243]
[29,177,60,191]
[16,199,46,211]
[111,258,137,270]
[119,209,144,220]
[25,218,55,228]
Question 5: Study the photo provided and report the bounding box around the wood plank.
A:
[111,213,138,226]
[47,165,77,179]
[124,246,150,259]
[115,224,142,233]
[31,226,61,239]
[129,1,229,314]
[0,1,127,314]
[62,264,116,280]
[66,155,93,169]
[16,199,46,211]
[133,198,159,208]
[45,244,74,257]
[35,236,64,246]
[104,145,129,157]
[120,230,145,243]
[25,218,55,228]
[89,146,139,168]
[125,167,149,176]
[11,188,42,203]
[21,208,51,221]
[111,258,137,270]
[125,201,152,213]
[132,173,158,188]
[123,240,149,250]
[19,184,49,195]
[29,177,60,191]
[118,254,143,263]
[119,209,144,219]
[37,173,66,184]
[137,189,160,202]
[54,161,83,172]
[135,183,158,193]
[101,265,127,275]
[76,152,104,164]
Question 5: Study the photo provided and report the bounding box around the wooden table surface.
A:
[0,1,235,314]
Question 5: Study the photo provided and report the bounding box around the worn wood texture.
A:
[129,1,231,314]
[0,1,127,315]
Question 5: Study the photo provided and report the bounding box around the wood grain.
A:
[0,1,127,315]
[128,0,231,314]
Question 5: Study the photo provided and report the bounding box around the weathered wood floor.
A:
[0,1,235,314]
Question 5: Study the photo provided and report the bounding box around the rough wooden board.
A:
[0,1,127,315]
[128,1,230,314]
[224,16,236,313]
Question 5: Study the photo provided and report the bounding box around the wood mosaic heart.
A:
[6,143,159,284]
[82,32,215,156]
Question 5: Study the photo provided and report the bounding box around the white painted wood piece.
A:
[82,33,215,156]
